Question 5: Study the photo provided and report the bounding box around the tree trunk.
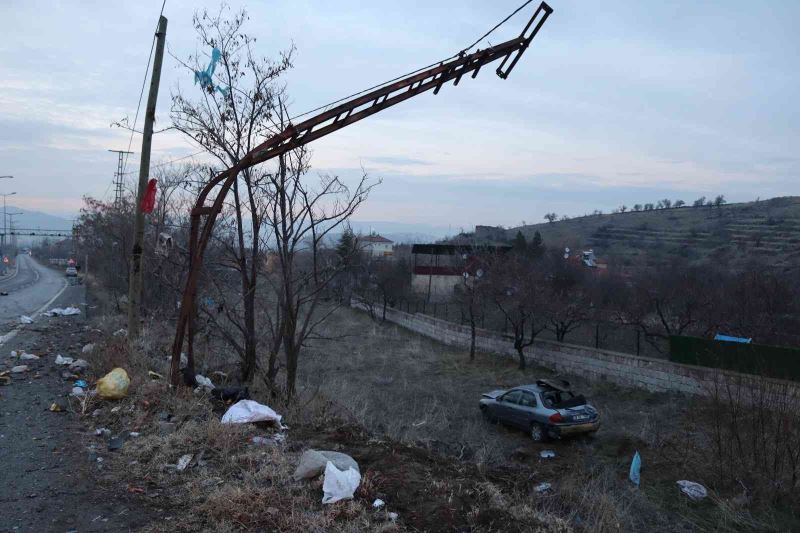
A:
[515,339,526,370]
[469,315,476,361]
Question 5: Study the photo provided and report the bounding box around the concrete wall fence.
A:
[352,299,800,401]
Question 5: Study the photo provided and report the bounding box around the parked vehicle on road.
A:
[65,266,77,277]
[479,379,600,441]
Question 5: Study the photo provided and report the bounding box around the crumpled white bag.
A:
[46,307,81,317]
[55,354,74,365]
[20,315,33,324]
[676,480,708,501]
[322,461,361,504]
[221,399,282,425]
[195,374,215,391]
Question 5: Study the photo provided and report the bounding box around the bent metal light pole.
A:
[170,2,553,385]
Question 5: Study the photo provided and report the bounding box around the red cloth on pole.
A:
[141,178,157,213]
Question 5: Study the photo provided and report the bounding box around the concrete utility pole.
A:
[128,15,167,338]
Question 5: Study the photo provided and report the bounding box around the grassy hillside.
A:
[481,196,800,269]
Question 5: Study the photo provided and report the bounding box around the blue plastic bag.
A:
[194,48,229,96]
[629,451,641,486]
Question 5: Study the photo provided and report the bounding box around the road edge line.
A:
[0,267,70,346]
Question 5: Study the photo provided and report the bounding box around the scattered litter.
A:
[221,399,281,425]
[11,365,29,373]
[294,450,359,481]
[388,512,399,521]
[96,368,130,400]
[535,482,552,493]
[372,499,385,509]
[176,454,194,471]
[251,433,287,447]
[0,333,12,344]
[0,371,10,385]
[71,387,86,397]
[46,307,81,317]
[82,343,94,354]
[111,406,122,413]
[108,437,125,451]
[211,370,228,381]
[677,480,708,501]
[322,461,361,504]
[49,402,64,412]
[9,350,16,358]
[95,428,111,437]
[20,352,40,361]
[148,370,164,380]
[19,315,33,324]
[194,374,214,391]
[113,328,127,337]
[69,359,89,372]
[75,379,89,389]
[129,432,140,438]
[0,291,7,296]
[55,355,74,365]
[211,386,249,402]
[629,451,642,487]
[540,450,556,459]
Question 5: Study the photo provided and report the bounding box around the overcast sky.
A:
[0,0,798,228]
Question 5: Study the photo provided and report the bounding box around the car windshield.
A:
[541,390,575,408]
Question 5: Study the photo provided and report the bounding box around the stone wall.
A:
[352,300,800,400]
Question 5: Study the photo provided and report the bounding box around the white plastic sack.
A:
[221,400,282,425]
[46,307,81,317]
[82,343,94,354]
[20,352,40,361]
[294,450,360,481]
[677,480,708,501]
[20,315,33,324]
[322,461,361,504]
[55,355,74,365]
[195,374,215,391]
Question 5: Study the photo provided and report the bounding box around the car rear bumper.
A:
[551,420,600,437]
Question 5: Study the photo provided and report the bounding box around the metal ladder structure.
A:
[170,2,553,384]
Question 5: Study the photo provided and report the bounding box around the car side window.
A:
[519,391,537,408]
[502,390,522,404]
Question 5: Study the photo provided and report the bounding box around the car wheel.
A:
[481,406,496,424]
[530,423,548,442]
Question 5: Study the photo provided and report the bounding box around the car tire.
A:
[481,406,497,424]
[530,423,548,442]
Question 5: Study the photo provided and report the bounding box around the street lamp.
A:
[0,192,17,254]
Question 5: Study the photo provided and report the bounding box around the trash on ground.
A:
[540,450,556,459]
[148,370,163,380]
[49,402,64,412]
[322,461,361,504]
[69,359,89,372]
[55,355,74,365]
[676,480,708,501]
[251,433,287,447]
[211,386,249,402]
[113,328,127,337]
[19,315,33,324]
[388,512,399,521]
[535,482,552,493]
[75,379,89,389]
[82,343,94,353]
[96,368,130,400]
[46,307,81,317]
[629,451,642,487]
[95,428,111,437]
[71,386,87,397]
[11,365,29,373]
[9,350,16,358]
[294,450,359,481]
[108,436,125,451]
[129,432,140,438]
[20,352,40,361]
[221,399,281,425]
[176,454,193,471]
[0,371,10,386]
[372,499,386,509]
[194,374,214,391]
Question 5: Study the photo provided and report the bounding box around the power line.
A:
[121,0,168,176]
[287,0,534,122]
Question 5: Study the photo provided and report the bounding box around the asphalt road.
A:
[0,255,69,326]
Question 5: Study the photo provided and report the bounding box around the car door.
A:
[495,389,522,426]
[514,391,539,428]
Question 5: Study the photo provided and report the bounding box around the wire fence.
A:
[362,295,669,360]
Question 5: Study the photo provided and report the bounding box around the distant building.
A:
[411,243,512,301]
[361,234,394,258]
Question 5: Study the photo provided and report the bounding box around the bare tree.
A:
[544,212,558,223]
[170,7,294,382]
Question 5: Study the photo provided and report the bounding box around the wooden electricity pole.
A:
[128,15,167,338]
